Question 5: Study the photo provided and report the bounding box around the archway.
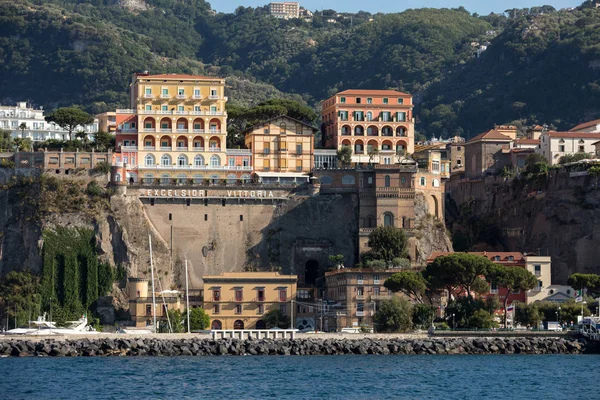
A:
[304,260,319,285]
[233,320,244,330]
[431,195,439,218]
[255,320,267,329]
[211,320,222,330]
[383,213,394,227]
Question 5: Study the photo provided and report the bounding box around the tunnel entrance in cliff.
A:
[304,260,319,285]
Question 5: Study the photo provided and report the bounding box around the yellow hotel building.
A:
[130,72,249,183]
[244,115,316,184]
[203,272,298,330]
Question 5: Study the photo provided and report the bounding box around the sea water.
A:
[0,355,598,399]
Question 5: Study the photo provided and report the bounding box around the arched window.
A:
[241,174,251,184]
[115,173,121,182]
[210,174,219,184]
[342,175,355,185]
[384,175,391,187]
[161,154,171,166]
[177,155,188,166]
[194,155,204,167]
[280,123,286,134]
[401,177,407,185]
[193,174,203,184]
[383,213,394,227]
[354,126,364,135]
[160,174,170,185]
[366,112,372,121]
[177,174,187,184]
[210,155,220,167]
[319,176,333,185]
[227,174,237,184]
[143,174,154,184]
[144,154,155,166]
[420,177,426,186]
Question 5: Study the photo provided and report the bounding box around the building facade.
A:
[324,268,397,331]
[244,115,316,183]
[129,72,248,184]
[127,278,184,328]
[570,119,600,133]
[540,131,600,165]
[269,2,300,19]
[464,128,514,179]
[321,90,415,163]
[0,102,98,142]
[203,272,297,330]
[413,144,451,179]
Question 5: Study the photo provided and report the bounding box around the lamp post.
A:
[452,313,456,331]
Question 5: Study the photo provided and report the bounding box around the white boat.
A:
[2,314,98,336]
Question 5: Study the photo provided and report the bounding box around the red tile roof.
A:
[545,131,600,139]
[136,73,218,80]
[427,251,526,263]
[531,125,545,131]
[467,129,513,143]
[515,138,540,145]
[570,119,600,132]
[337,89,410,96]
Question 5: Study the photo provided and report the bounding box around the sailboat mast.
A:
[185,259,190,334]
[149,234,157,332]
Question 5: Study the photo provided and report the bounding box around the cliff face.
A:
[448,172,600,284]
[410,193,454,264]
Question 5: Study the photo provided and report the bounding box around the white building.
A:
[570,118,600,133]
[0,102,98,142]
[539,131,600,165]
[269,2,300,19]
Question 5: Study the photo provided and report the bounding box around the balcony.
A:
[121,146,138,152]
[144,94,154,99]
[192,129,205,133]
[356,294,365,300]
[208,147,221,152]
[160,146,172,151]
[208,95,219,100]
[208,130,221,134]
[176,94,186,99]
[176,146,188,151]
[356,311,365,317]
[160,94,170,99]
[276,149,287,153]
[176,129,188,133]
[144,128,155,132]
[142,164,253,171]
[144,146,156,150]
[160,129,171,133]
[192,95,202,100]
[357,280,364,285]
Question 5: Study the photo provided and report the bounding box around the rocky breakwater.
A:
[0,337,595,357]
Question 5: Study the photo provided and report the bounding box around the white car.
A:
[340,327,361,334]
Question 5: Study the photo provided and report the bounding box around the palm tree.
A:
[19,122,27,139]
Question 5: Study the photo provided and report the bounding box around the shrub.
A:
[373,297,413,332]
[86,181,104,197]
[93,161,111,174]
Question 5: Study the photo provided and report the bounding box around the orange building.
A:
[321,90,415,164]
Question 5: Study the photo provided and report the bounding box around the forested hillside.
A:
[0,0,599,139]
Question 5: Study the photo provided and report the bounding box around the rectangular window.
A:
[296,160,302,172]
[373,275,380,284]
[537,280,543,290]
[297,289,310,299]
[339,111,348,121]
[213,289,220,301]
[373,286,380,295]
[534,265,541,276]
[194,89,201,97]
[145,105,152,111]
[357,287,364,296]
[356,97,361,104]
[194,106,201,112]
[145,88,152,95]
[559,145,565,152]
[162,88,168,95]
[383,98,389,104]
[257,289,265,302]
[178,88,184,96]
[397,98,404,104]
[357,302,364,312]
[296,144,302,155]
[279,289,287,302]
[381,112,391,122]
[397,112,406,122]
[432,160,440,172]
[340,97,346,103]
[367,97,372,104]
[210,89,218,97]
[579,145,585,152]
[146,305,152,316]
[213,304,220,314]
[257,304,264,314]
[235,304,242,314]
[490,282,498,294]
[357,274,363,284]
[161,105,168,111]
[279,305,287,315]
[235,289,243,302]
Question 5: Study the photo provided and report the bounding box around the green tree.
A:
[514,302,543,327]
[13,137,32,151]
[166,309,185,333]
[412,303,436,328]
[373,297,413,332]
[0,271,41,329]
[45,108,94,141]
[328,254,344,270]
[485,265,537,328]
[468,309,496,329]
[0,129,13,150]
[336,145,352,167]
[263,309,290,329]
[19,122,27,139]
[559,152,591,165]
[567,273,600,297]
[384,271,428,303]
[423,253,494,297]
[93,131,114,151]
[367,226,408,264]
[187,307,210,331]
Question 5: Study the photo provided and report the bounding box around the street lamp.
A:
[452,313,456,331]
[557,306,561,328]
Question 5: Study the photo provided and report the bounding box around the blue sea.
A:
[0,355,598,399]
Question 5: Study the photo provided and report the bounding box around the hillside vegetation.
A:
[0,1,599,138]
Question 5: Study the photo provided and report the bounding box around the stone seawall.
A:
[0,337,596,357]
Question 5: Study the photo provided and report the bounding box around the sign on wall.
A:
[139,189,279,199]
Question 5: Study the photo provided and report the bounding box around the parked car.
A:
[340,327,361,334]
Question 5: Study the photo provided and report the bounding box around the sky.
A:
[211,0,581,15]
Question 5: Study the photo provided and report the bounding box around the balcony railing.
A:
[121,146,138,151]
[160,94,170,99]
[356,311,365,317]
[176,94,186,99]
[208,95,219,100]
[160,146,172,150]
[176,129,188,133]
[192,95,202,99]
[143,146,155,150]
[192,129,205,133]
[160,128,171,132]
[144,94,154,99]
[144,128,155,132]
[142,164,252,171]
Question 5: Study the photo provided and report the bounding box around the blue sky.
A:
[211,0,580,15]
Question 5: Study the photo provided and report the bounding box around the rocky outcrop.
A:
[411,193,453,264]
[0,337,594,357]
[448,171,600,283]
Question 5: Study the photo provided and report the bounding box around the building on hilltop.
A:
[269,2,300,19]
[202,272,297,330]
[539,131,600,165]
[244,115,316,184]
[463,127,515,179]
[320,89,415,164]
[413,143,451,179]
[0,102,98,143]
[570,118,600,133]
